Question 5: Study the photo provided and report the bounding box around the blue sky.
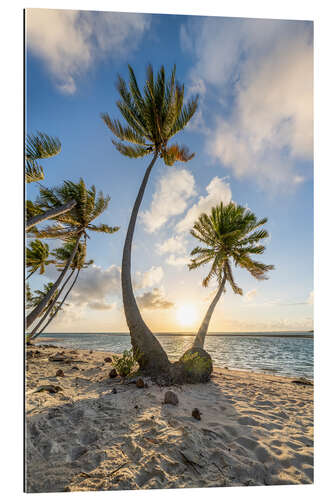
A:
[25,9,313,333]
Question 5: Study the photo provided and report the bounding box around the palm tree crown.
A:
[31,178,119,240]
[189,202,274,294]
[26,240,54,278]
[101,64,198,165]
[52,241,93,271]
[25,131,61,183]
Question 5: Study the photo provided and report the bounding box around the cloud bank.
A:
[26,9,150,93]
[181,18,313,187]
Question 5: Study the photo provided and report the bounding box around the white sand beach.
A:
[25,344,313,492]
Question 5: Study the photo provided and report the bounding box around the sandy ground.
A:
[25,344,313,492]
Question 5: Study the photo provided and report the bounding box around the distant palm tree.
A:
[25,240,55,280]
[101,64,198,374]
[29,241,93,340]
[189,202,274,349]
[25,179,119,329]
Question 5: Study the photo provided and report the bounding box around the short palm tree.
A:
[25,240,55,280]
[101,64,198,374]
[29,241,93,340]
[189,202,274,349]
[25,179,119,329]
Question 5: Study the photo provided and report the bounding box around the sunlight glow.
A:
[176,304,198,327]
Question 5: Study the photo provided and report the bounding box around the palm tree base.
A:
[174,347,213,383]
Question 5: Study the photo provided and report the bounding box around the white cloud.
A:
[26,9,150,93]
[166,255,190,267]
[156,235,187,255]
[244,289,257,302]
[182,18,313,187]
[134,266,164,289]
[136,287,174,310]
[141,169,196,233]
[176,177,232,233]
[69,264,121,307]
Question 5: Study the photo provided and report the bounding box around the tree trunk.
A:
[31,268,80,340]
[25,269,36,280]
[193,275,227,349]
[26,235,81,328]
[121,152,170,374]
[26,199,77,231]
[28,269,75,340]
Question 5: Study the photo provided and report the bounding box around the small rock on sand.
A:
[104,357,112,363]
[109,368,117,378]
[192,408,201,420]
[136,378,145,388]
[35,385,62,394]
[56,369,64,377]
[164,391,179,405]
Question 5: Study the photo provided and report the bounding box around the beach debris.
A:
[192,408,201,420]
[292,377,313,386]
[71,366,79,370]
[111,387,117,394]
[164,390,179,406]
[56,369,64,377]
[104,357,112,363]
[35,385,62,394]
[109,368,118,378]
[48,353,69,362]
[136,377,145,388]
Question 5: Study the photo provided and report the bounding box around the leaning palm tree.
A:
[189,202,274,349]
[25,240,55,280]
[29,241,93,340]
[25,179,119,329]
[101,64,198,374]
[25,131,77,230]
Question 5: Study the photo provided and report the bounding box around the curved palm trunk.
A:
[25,269,37,280]
[193,275,227,349]
[31,268,80,340]
[122,152,170,373]
[26,235,81,328]
[28,269,75,340]
[26,199,77,231]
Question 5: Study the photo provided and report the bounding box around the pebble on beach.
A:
[164,390,179,405]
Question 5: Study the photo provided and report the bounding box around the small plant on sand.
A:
[113,349,137,377]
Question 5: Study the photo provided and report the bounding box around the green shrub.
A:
[112,349,137,377]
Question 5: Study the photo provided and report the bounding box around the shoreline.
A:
[34,339,314,380]
[25,344,313,492]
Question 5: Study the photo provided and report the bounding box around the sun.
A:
[176,303,198,327]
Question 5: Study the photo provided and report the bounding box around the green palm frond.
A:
[102,64,198,166]
[188,201,274,295]
[25,131,61,184]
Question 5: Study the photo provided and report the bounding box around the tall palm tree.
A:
[30,242,93,340]
[25,240,55,280]
[189,202,274,349]
[101,64,198,374]
[25,179,119,329]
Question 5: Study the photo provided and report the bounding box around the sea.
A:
[36,331,314,380]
